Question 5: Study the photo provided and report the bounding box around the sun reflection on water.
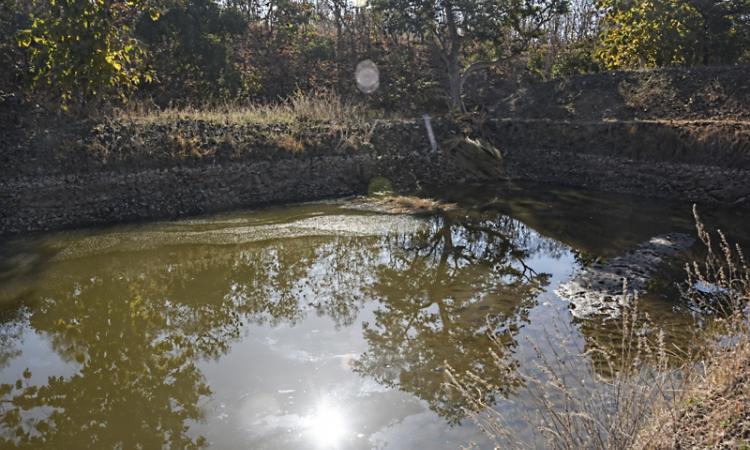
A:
[304,397,349,449]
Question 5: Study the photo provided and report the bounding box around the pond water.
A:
[0,182,748,449]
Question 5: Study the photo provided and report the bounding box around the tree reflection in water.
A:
[0,210,558,447]
[0,276,211,449]
[0,308,25,371]
[354,212,552,423]
[0,233,376,449]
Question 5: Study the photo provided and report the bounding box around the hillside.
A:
[488,65,750,122]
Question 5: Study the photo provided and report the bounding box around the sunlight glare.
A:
[305,397,349,449]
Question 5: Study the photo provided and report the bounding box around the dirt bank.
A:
[3,114,749,237]
[3,66,750,237]
[462,65,750,208]
[483,118,750,206]
[488,65,750,122]
[0,118,503,236]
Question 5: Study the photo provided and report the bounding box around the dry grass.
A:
[85,90,386,160]
[272,134,305,153]
[167,133,211,158]
[448,290,684,450]
[447,205,750,449]
[113,90,377,129]
[377,196,459,215]
[684,205,750,317]
[639,336,750,449]
[618,72,680,114]
[639,205,750,449]
[351,196,460,216]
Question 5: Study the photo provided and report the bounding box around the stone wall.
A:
[485,119,750,207]
[2,115,749,237]
[0,119,482,236]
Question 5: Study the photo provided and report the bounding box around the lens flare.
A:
[355,60,379,94]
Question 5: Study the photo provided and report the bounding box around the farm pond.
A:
[1,182,748,449]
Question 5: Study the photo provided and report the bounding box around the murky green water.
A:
[1,183,748,449]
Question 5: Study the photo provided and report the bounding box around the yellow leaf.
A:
[17,31,32,48]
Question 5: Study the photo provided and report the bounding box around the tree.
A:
[685,0,750,65]
[240,0,334,100]
[372,0,568,111]
[0,277,212,449]
[354,213,551,421]
[135,0,249,103]
[596,0,750,69]
[524,0,602,80]
[18,0,157,110]
[0,0,30,103]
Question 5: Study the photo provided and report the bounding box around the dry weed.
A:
[114,90,374,129]
[448,205,750,449]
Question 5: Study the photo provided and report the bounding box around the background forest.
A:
[1,0,749,114]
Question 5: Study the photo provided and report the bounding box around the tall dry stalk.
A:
[684,205,750,319]
[448,205,750,449]
[447,289,683,450]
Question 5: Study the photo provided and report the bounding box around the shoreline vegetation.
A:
[448,206,750,449]
[111,90,378,127]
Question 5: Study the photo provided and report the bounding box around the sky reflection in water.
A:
[0,188,733,449]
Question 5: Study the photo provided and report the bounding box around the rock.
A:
[555,233,695,319]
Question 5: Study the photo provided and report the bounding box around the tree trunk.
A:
[702,19,710,65]
[443,0,464,112]
[332,0,344,89]
[447,53,463,112]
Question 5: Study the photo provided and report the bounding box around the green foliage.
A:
[4,0,750,115]
[526,46,548,80]
[0,0,29,100]
[522,37,601,81]
[135,0,249,103]
[596,0,699,68]
[596,0,750,69]
[19,0,156,109]
[551,38,602,78]
[371,0,568,110]
[373,0,511,45]
[372,48,444,113]
[242,0,332,101]
[367,176,394,196]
